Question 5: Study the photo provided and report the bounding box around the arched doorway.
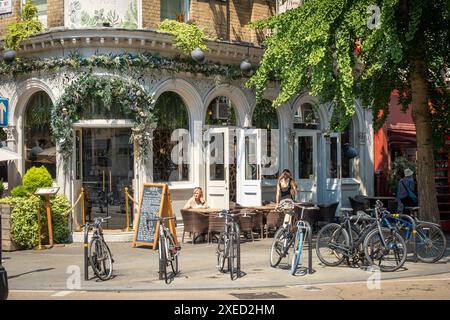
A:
[73,88,135,230]
[153,91,190,182]
[24,91,56,178]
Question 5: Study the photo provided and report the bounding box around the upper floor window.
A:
[33,0,47,26]
[160,0,189,22]
[65,0,139,29]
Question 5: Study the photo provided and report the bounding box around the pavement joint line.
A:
[286,276,450,289]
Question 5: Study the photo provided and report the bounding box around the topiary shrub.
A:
[1,195,40,249]
[48,194,71,243]
[0,194,72,249]
[22,166,53,194]
[11,185,29,197]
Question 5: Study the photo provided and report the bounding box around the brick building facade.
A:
[0,0,275,45]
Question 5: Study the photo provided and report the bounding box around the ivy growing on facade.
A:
[50,72,156,168]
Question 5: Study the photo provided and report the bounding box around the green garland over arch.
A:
[51,72,156,167]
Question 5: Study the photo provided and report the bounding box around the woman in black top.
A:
[276,169,298,203]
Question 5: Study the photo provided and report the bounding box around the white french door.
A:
[294,131,318,203]
[205,127,230,209]
[236,128,262,206]
[325,133,342,204]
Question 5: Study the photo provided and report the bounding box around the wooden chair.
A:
[208,214,226,243]
[294,205,319,231]
[252,211,264,239]
[317,202,339,228]
[180,209,209,244]
[239,209,254,242]
[265,210,284,237]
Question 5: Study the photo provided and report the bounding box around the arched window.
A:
[293,103,320,130]
[252,99,280,180]
[205,96,237,126]
[24,91,56,178]
[153,92,190,182]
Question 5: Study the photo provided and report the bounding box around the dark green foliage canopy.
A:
[247,0,450,146]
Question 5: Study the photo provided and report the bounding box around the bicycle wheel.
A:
[216,234,227,272]
[88,237,113,281]
[270,226,289,267]
[415,222,447,263]
[159,235,168,283]
[290,229,305,275]
[166,233,179,275]
[364,227,407,272]
[315,223,349,267]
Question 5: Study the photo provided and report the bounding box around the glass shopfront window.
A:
[153,92,190,182]
[298,136,313,179]
[341,123,354,178]
[252,99,279,180]
[24,91,56,178]
[205,96,237,126]
[294,103,320,130]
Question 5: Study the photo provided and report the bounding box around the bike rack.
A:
[385,213,417,262]
[299,220,315,275]
[84,227,89,281]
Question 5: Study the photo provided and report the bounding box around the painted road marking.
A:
[51,291,74,297]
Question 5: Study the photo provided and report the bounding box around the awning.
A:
[0,147,21,162]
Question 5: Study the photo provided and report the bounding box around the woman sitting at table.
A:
[276,169,298,203]
[183,187,209,209]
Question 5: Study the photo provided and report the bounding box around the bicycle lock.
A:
[385,213,418,262]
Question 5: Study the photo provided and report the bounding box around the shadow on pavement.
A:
[8,268,55,280]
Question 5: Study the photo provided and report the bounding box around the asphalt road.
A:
[2,233,450,299]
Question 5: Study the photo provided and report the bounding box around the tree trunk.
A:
[409,38,440,224]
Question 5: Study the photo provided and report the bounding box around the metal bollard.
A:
[81,188,85,226]
[124,187,130,232]
[84,225,89,281]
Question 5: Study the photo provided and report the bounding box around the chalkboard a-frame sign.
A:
[132,183,178,249]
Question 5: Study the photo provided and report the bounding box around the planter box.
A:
[440,220,450,232]
[1,204,21,252]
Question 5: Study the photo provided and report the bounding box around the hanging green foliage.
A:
[0,52,243,79]
[4,0,44,50]
[51,72,156,167]
[158,19,209,55]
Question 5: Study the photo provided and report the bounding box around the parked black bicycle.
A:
[83,216,114,281]
[316,200,408,272]
[269,199,297,268]
[146,216,180,284]
[215,209,244,280]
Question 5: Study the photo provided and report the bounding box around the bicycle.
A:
[215,209,243,280]
[83,216,114,281]
[382,207,447,263]
[269,199,297,268]
[290,206,312,276]
[316,200,407,272]
[146,216,180,284]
